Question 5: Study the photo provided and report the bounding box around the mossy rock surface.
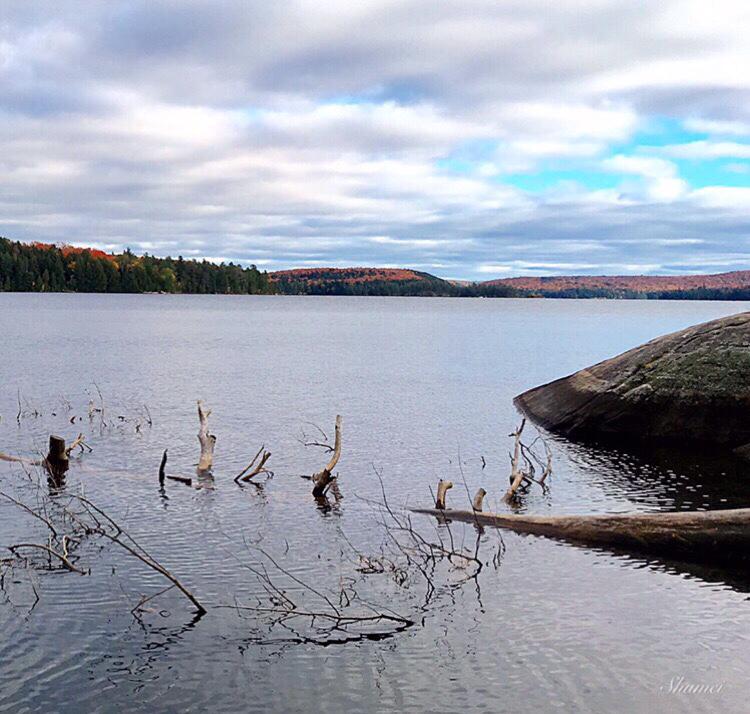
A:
[515,312,750,446]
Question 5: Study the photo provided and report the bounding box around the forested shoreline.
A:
[0,237,274,294]
[4,236,750,299]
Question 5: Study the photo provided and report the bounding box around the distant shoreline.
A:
[4,238,750,300]
[3,291,750,303]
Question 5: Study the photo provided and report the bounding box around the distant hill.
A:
[270,267,458,296]
[274,266,750,300]
[483,271,750,300]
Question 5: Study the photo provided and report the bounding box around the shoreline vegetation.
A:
[3,237,750,299]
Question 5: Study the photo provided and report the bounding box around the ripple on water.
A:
[0,295,749,712]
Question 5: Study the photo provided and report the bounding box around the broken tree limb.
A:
[196,400,216,474]
[159,449,168,485]
[167,475,193,486]
[0,490,58,538]
[435,479,453,510]
[72,494,207,615]
[158,449,192,486]
[411,506,750,563]
[235,445,272,483]
[2,433,89,475]
[472,488,487,512]
[312,415,342,497]
[503,420,526,502]
[9,542,85,574]
[1,433,90,478]
[65,433,91,456]
[0,452,39,466]
[538,442,553,485]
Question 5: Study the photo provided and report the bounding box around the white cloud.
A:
[603,155,688,201]
[684,118,750,136]
[1,0,750,279]
[656,140,750,159]
[691,186,750,209]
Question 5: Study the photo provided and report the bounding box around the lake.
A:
[1,294,749,713]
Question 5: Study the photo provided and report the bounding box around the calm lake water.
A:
[1,294,750,713]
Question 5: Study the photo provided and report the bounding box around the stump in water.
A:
[44,436,69,480]
[435,479,453,509]
[312,415,342,497]
[196,401,216,474]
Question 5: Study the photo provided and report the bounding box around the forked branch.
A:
[235,446,273,483]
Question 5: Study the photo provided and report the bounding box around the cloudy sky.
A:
[2,1,750,279]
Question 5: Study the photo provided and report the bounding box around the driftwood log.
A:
[411,507,750,562]
[312,415,342,497]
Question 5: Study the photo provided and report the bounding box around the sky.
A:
[1,1,750,280]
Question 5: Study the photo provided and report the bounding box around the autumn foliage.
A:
[31,242,117,263]
[483,271,750,298]
[271,267,426,285]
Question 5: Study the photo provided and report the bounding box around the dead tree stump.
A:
[312,415,342,497]
[435,479,453,509]
[472,488,487,512]
[44,435,69,480]
[197,401,216,474]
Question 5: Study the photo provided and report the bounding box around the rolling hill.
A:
[482,271,750,299]
[270,267,457,296]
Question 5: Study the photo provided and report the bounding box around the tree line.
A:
[0,238,274,294]
[272,271,521,297]
[507,285,750,300]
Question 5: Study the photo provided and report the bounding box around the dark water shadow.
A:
[581,541,750,598]
[550,430,750,511]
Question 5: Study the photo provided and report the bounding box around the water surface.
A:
[0,294,749,713]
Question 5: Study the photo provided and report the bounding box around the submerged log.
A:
[514,311,750,449]
[412,506,750,561]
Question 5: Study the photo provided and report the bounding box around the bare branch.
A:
[9,543,85,574]
[235,446,273,483]
[503,419,527,502]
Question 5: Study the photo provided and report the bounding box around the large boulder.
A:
[514,311,750,448]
